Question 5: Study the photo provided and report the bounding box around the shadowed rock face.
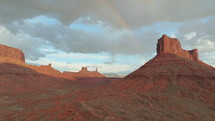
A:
[0,44,25,62]
[157,35,199,61]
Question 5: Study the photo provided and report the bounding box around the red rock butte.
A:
[157,34,199,61]
[63,67,105,78]
[120,34,215,93]
[81,67,88,72]
[0,44,25,62]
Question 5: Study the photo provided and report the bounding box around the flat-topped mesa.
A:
[63,67,105,78]
[81,67,88,72]
[157,35,199,61]
[0,44,25,62]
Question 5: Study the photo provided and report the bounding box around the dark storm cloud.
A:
[0,0,215,27]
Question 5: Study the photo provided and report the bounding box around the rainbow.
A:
[99,0,142,54]
[99,0,129,29]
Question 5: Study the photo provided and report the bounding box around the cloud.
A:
[26,54,140,75]
[199,52,215,67]
[0,26,45,60]
[25,50,146,75]
[184,32,197,40]
[1,14,214,68]
[174,16,215,66]
[0,0,215,27]
[176,16,215,51]
[1,0,214,60]
[4,17,161,57]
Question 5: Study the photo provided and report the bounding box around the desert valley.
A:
[0,35,214,121]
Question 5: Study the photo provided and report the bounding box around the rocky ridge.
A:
[0,44,25,62]
[0,44,104,80]
[63,67,105,78]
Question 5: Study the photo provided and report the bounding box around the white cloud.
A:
[175,16,215,67]
[25,49,146,75]
[0,26,45,60]
[199,51,215,67]
[195,38,215,52]
[4,17,162,56]
[27,57,139,75]
[184,32,196,40]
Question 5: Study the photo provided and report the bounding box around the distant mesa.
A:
[81,67,88,72]
[63,67,105,78]
[0,44,74,80]
[0,44,25,62]
[0,43,104,80]
[77,67,105,78]
[48,63,52,67]
[35,63,62,75]
[103,73,121,78]
[157,34,199,61]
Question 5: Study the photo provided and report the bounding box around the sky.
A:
[0,0,215,76]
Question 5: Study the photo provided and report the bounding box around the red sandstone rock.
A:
[121,54,215,93]
[63,67,105,78]
[119,35,215,93]
[81,67,88,71]
[0,44,75,80]
[77,67,105,78]
[0,44,25,62]
[157,35,199,61]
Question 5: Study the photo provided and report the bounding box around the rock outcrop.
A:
[120,35,215,93]
[0,44,25,62]
[77,67,105,78]
[63,67,105,78]
[81,67,88,72]
[0,44,75,80]
[157,35,199,61]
